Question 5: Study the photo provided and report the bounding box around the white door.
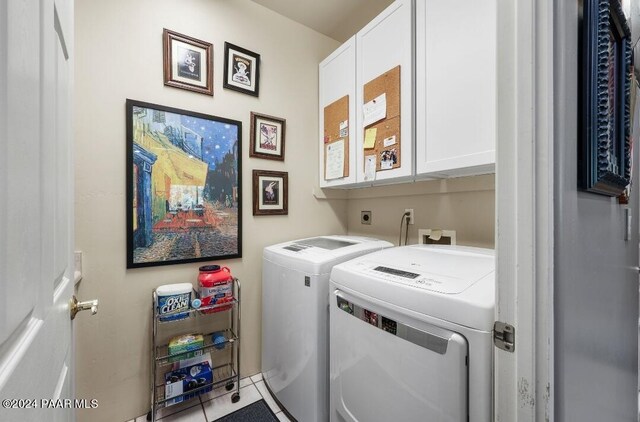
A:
[0,1,87,421]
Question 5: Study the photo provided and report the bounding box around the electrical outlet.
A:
[361,211,372,225]
[404,209,414,225]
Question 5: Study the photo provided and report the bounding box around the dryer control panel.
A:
[350,260,475,294]
[373,266,420,279]
[372,265,450,292]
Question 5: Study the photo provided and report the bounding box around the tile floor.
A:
[128,373,291,422]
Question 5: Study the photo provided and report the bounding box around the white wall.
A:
[554,1,639,420]
[73,1,344,421]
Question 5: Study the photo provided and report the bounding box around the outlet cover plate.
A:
[361,211,372,225]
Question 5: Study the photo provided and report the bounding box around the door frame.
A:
[495,0,554,420]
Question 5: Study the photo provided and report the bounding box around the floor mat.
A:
[212,399,279,422]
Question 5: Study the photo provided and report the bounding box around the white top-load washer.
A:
[262,235,393,422]
[329,245,495,422]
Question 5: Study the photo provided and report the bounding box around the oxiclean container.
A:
[156,283,193,321]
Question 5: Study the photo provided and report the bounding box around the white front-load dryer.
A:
[262,236,392,422]
[329,245,495,422]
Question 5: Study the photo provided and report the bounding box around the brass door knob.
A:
[70,295,98,320]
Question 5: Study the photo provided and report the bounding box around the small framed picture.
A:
[163,29,213,96]
[250,112,286,161]
[253,170,288,216]
[224,42,260,97]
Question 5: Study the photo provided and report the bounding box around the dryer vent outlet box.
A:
[418,229,456,245]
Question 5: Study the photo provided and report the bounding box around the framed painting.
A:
[223,42,260,97]
[579,0,632,196]
[252,170,288,216]
[126,99,242,268]
[163,29,213,96]
[249,112,286,161]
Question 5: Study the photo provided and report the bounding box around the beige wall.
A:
[73,1,344,421]
[346,175,495,248]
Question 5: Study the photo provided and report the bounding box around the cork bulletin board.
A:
[323,95,350,179]
[363,65,401,171]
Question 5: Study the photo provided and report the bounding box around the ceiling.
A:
[251,0,394,42]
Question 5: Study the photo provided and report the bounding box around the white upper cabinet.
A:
[356,0,414,184]
[318,0,496,188]
[319,37,358,188]
[415,0,497,177]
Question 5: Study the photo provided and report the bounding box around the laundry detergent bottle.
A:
[198,265,233,313]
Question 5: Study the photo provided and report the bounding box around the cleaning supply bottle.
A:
[198,265,233,314]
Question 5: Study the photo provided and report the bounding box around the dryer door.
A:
[330,289,468,422]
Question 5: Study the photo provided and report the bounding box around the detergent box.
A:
[167,334,205,364]
[164,362,213,406]
[171,352,212,371]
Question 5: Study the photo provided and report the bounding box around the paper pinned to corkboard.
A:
[323,95,350,179]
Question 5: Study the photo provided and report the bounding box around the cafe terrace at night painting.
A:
[126,100,242,268]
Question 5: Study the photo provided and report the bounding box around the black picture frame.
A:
[579,0,633,196]
[126,99,242,268]
[223,42,260,97]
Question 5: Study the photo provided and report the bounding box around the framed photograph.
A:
[579,0,632,196]
[163,29,213,96]
[223,42,260,97]
[250,112,286,161]
[126,99,242,268]
[252,170,288,216]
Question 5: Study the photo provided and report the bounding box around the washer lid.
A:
[330,245,495,330]
[263,235,393,275]
[283,237,357,252]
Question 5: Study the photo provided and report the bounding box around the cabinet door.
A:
[319,37,358,188]
[415,0,497,177]
[356,0,414,184]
